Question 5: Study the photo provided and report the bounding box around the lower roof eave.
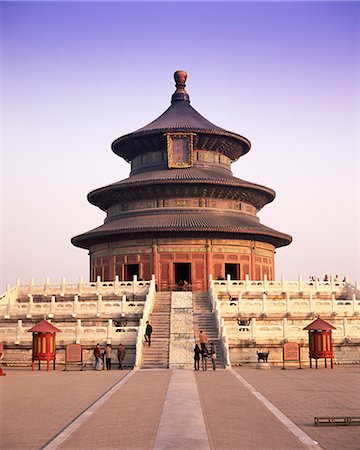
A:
[71,229,292,251]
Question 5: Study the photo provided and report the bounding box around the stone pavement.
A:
[0,365,359,449]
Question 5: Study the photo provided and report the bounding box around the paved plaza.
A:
[1,365,359,449]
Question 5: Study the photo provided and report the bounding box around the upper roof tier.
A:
[112,71,251,162]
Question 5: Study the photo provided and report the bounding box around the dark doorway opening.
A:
[225,263,240,280]
[174,263,191,285]
[124,264,139,281]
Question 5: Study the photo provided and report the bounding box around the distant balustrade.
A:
[0,276,151,320]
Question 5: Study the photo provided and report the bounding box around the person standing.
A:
[144,321,153,346]
[194,344,201,371]
[105,343,112,370]
[201,345,208,371]
[209,341,217,371]
[199,330,208,350]
[93,343,102,371]
[118,343,126,370]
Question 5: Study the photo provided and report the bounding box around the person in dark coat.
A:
[93,343,102,370]
[201,346,208,371]
[199,330,208,350]
[209,341,217,371]
[117,343,126,370]
[194,344,201,371]
[105,344,112,370]
[144,321,153,346]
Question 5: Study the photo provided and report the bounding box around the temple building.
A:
[72,71,292,291]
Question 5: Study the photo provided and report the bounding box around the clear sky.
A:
[1,1,359,291]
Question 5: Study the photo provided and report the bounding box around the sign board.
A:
[65,344,83,370]
[284,342,299,361]
[282,342,301,369]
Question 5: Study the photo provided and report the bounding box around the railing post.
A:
[122,294,127,316]
[237,293,242,315]
[281,274,285,291]
[73,295,79,317]
[97,294,102,317]
[251,318,256,340]
[298,275,302,291]
[226,274,231,291]
[96,276,101,294]
[78,276,84,295]
[27,294,33,317]
[283,317,287,339]
[107,319,112,342]
[331,293,336,313]
[286,292,290,314]
[44,277,50,296]
[114,275,119,295]
[50,295,56,317]
[309,293,313,312]
[245,274,250,291]
[29,278,34,295]
[76,319,82,343]
[315,276,319,291]
[355,280,359,290]
[60,277,66,296]
[133,275,138,296]
[263,274,268,291]
[262,292,266,314]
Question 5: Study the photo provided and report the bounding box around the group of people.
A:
[308,274,343,283]
[177,280,191,291]
[194,330,217,371]
[93,343,126,370]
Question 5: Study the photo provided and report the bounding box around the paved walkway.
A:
[1,366,359,449]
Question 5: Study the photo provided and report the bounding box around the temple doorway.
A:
[174,263,191,285]
[124,264,139,281]
[225,263,240,280]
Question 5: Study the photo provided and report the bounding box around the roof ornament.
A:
[171,70,190,103]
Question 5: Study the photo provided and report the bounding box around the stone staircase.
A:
[193,292,226,368]
[141,292,171,369]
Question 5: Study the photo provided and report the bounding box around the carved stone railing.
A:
[209,275,360,317]
[0,276,151,306]
[208,278,230,367]
[0,318,139,346]
[211,274,357,294]
[0,276,150,320]
[225,316,360,343]
[135,275,156,367]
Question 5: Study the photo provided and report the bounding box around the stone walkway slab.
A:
[154,370,210,450]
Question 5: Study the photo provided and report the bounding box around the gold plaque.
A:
[166,133,195,168]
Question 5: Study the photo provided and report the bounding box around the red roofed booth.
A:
[28,320,61,371]
[303,317,336,369]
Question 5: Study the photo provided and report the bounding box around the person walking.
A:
[144,321,153,346]
[118,343,126,370]
[194,344,201,371]
[93,343,102,371]
[209,341,217,371]
[201,345,208,371]
[199,330,208,350]
[105,343,112,370]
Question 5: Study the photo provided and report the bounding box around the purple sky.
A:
[1,1,359,290]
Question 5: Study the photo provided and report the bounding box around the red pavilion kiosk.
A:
[28,320,61,371]
[304,317,336,369]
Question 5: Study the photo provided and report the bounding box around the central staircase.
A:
[141,292,171,369]
[141,291,225,369]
